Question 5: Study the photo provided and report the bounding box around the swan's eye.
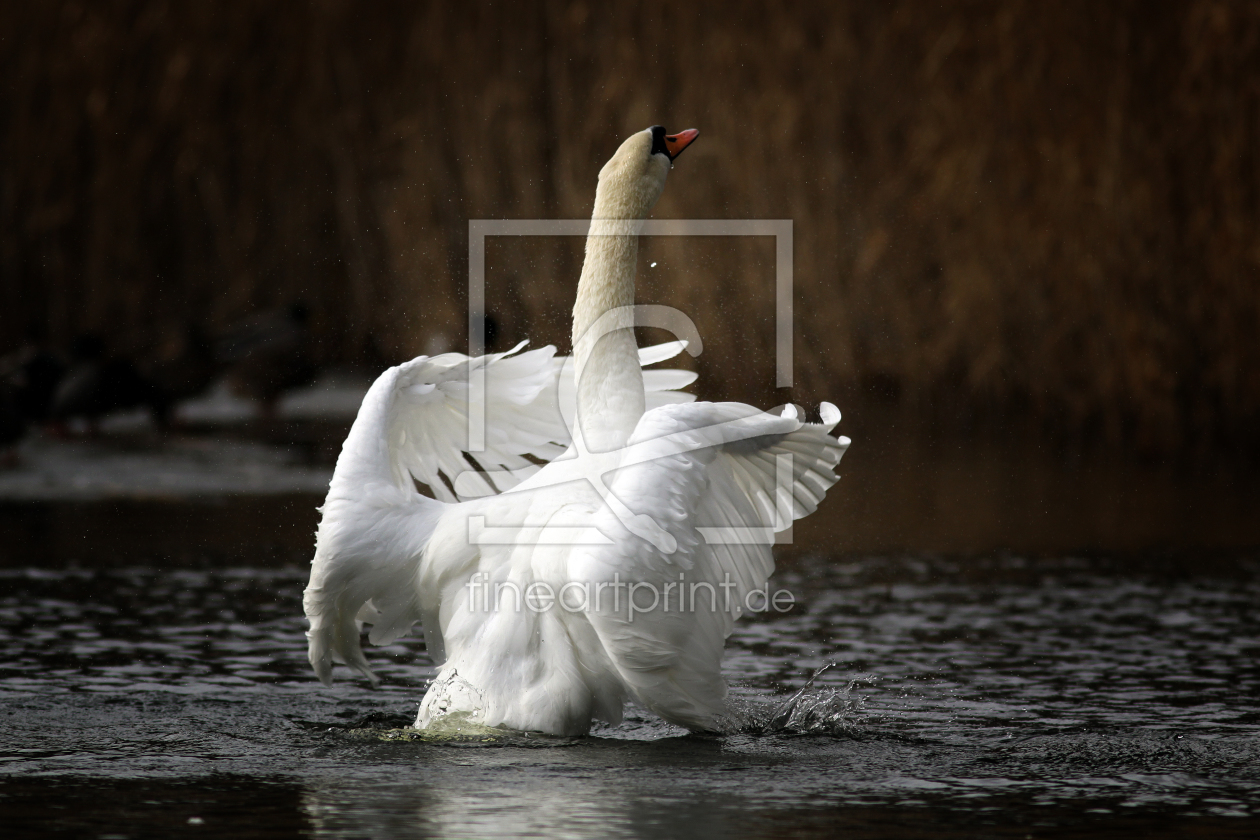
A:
[649,125,670,159]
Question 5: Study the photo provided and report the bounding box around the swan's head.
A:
[594,126,699,219]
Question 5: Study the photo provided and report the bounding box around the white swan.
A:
[303,126,850,735]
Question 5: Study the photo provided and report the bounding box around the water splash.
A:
[719,664,872,736]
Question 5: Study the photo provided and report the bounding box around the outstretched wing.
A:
[571,400,849,730]
[303,357,448,686]
[384,341,696,502]
[304,340,698,685]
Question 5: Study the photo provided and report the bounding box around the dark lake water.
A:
[2,554,1259,838]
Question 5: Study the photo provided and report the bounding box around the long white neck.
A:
[571,212,646,454]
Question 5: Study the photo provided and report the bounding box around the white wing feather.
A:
[303,360,445,685]
[304,341,698,685]
[571,401,849,730]
[388,341,695,502]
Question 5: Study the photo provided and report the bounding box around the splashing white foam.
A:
[718,664,873,736]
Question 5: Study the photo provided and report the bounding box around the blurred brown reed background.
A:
[3,0,1258,462]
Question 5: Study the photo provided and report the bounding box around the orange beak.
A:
[664,128,699,160]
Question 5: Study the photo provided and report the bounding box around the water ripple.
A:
[2,555,1259,833]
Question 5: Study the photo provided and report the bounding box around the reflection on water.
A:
[2,556,1259,838]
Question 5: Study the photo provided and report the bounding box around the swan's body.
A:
[303,127,850,735]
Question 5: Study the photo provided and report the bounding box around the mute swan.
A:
[304,126,850,735]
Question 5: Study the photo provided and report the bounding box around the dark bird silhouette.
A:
[0,347,67,423]
[147,323,219,410]
[0,380,25,467]
[50,336,170,432]
[0,345,68,461]
[215,303,317,414]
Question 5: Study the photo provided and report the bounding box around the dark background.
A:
[3,1,1259,555]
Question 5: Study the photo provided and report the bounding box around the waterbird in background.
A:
[216,302,317,415]
[0,381,24,467]
[49,336,170,432]
[0,346,66,463]
[303,127,850,735]
[0,346,66,425]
